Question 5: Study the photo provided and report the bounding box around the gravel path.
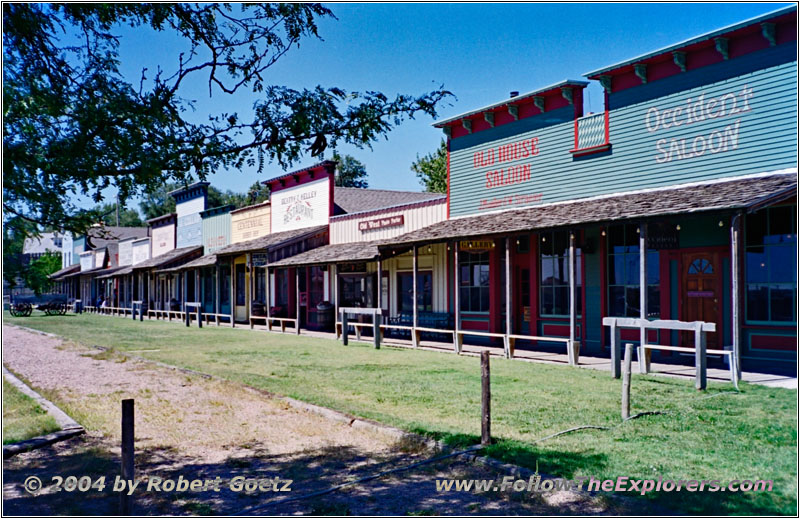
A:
[2,324,653,515]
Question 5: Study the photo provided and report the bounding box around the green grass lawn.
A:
[5,312,797,515]
[3,378,60,444]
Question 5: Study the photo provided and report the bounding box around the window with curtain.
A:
[607,224,660,318]
[540,231,582,316]
[459,251,490,312]
[745,205,797,323]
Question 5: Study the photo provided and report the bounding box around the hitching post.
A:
[481,351,491,446]
[610,319,621,379]
[196,305,202,329]
[695,322,707,390]
[622,343,633,420]
[342,310,349,346]
[373,311,381,349]
[120,399,134,515]
[639,224,648,374]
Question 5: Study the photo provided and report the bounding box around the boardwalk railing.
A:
[602,317,736,390]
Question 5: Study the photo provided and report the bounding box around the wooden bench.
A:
[252,316,299,334]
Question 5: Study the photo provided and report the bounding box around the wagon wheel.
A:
[58,303,68,315]
[9,305,19,317]
[23,303,33,317]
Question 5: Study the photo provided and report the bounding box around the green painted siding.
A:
[449,46,796,217]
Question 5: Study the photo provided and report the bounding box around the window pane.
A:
[609,286,626,317]
[647,285,661,318]
[769,206,795,238]
[746,210,767,246]
[625,287,641,317]
[470,287,481,312]
[459,287,470,312]
[769,246,796,283]
[541,286,553,315]
[460,265,470,285]
[479,265,490,287]
[625,225,640,252]
[770,286,795,322]
[555,257,568,284]
[647,251,660,284]
[746,249,769,283]
[540,234,553,256]
[553,232,569,257]
[541,257,554,284]
[624,254,639,285]
[746,285,769,321]
[480,287,490,312]
[609,255,624,285]
[609,225,626,253]
[554,286,569,315]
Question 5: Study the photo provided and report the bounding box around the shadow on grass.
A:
[411,429,794,515]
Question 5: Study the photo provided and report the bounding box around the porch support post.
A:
[265,266,271,324]
[230,262,235,327]
[412,244,419,347]
[376,255,383,345]
[215,264,220,316]
[504,237,512,359]
[453,242,462,354]
[568,232,577,366]
[333,265,340,339]
[295,268,301,335]
[731,213,742,380]
[639,223,649,374]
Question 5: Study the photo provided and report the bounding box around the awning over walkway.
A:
[132,246,203,271]
[268,240,389,268]
[48,264,80,280]
[213,225,327,257]
[96,266,133,279]
[383,172,797,247]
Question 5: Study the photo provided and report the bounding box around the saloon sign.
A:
[647,85,753,164]
[272,177,330,233]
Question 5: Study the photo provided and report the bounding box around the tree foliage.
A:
[411,139,447,193]
[25,252,63,296]
[138,181,271,220]
[2,217,34,290]
[93,202,144,227]
[3,3,451,235]
[332,151,368,188]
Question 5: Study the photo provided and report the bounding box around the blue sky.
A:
[105,2,790,208]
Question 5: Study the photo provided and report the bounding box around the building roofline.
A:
[584,5,796,78]
[229,200,271,215]
[330,196,446,222]
[167,181,210,197]
[432,79,589,128]
[261,161,337,185]
[146,213,177,225]
[200,204,236,218]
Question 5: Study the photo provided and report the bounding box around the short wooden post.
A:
[295,269,301,335]
[342,312,349,346]
[622,343,633,420]
[185,306,190,327]
[373,313,381,349]
[412,244,419,348]
[453,242,462,354]
[568,232,577,366]
[120,399,134,515]
[481,351,491,446]
[695,323,707,390]
[131,302,136,321]
[196,306,202,329]
[610,319,621,379]
[139,303,144,322]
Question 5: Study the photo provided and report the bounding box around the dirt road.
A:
[3,324,646,515]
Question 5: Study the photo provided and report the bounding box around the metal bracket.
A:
[532,96,545,113]
[672,51,686,72]
[483,112,495,127]
[633,64,647,84]
[598,75,612,94]
[507,104,519,121]
[560,87,573,105]
[462,119,473,134]
[761,22,776,46]
[715,37,729,60]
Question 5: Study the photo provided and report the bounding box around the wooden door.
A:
[681,252,719,347]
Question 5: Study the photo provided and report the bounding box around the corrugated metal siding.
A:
[449,58,797,217]
[330,202,447,244]
[203,212,232,253]
[231,205,270,244]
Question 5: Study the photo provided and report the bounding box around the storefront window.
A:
[254,268,266,304]
[274,269,289,307]
[235,263,246,306]
[339,274,374,308]
[540,231,582,316]
[397,271,433,313]
[220,265,231,307]
[459,251,490,313]
[746,205,797,323]
[607,224,659,318]
[309,266,325,307]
